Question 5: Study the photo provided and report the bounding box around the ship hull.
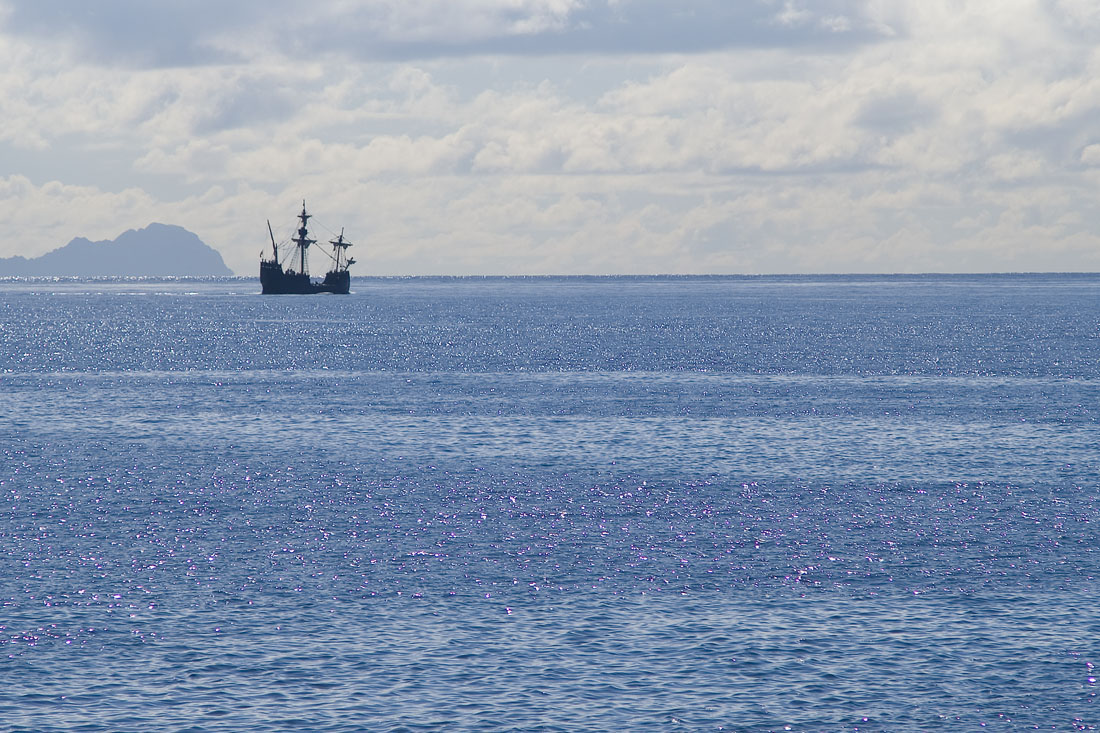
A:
[261,260,349,294]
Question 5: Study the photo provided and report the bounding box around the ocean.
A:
[1,274,1097,731]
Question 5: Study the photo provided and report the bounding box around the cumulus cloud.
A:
[3,0,1100,274]
[1,0,890,67]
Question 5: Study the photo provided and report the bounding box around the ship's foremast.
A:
[330,229,355,272]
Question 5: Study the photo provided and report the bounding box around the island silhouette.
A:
[0,224,233,276]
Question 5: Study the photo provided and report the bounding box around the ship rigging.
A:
[260,201,355,294]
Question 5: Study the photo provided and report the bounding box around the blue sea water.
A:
[0,274,1098,732]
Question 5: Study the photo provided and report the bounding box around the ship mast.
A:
[267,220,278,262]
[292,201,315,274]
[330,228,353,271]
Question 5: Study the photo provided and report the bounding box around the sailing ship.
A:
[260,201,354,294]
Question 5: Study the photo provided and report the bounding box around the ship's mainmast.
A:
[292,201,316,275]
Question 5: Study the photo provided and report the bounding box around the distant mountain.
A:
[0,223,233,277]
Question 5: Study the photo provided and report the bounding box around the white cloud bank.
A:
[2,0,1100,274]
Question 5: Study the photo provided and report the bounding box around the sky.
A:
[3,0,1100,275]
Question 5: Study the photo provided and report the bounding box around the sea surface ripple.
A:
[1,275,1098,731]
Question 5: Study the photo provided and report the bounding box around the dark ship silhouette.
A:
[261,202,354,294]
